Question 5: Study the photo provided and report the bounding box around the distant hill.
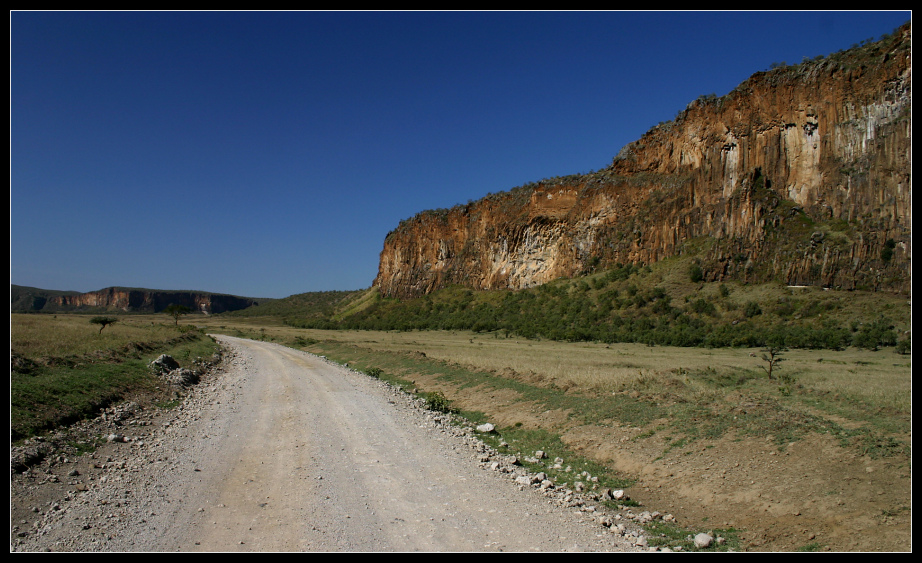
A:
[222,289,366,325]
[10,285,263,315]
[11,285,82,312]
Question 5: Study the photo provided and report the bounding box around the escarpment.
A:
[41,287,257,314]
[375,25,911,299]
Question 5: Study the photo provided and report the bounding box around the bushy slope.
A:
[284,258,910,352]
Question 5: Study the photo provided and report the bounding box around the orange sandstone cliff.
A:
[374,25,911,299]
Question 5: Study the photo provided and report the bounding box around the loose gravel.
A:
[11,335,652,552]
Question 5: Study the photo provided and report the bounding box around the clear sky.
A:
[10,10,911,299]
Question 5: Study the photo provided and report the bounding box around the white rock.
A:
[476,423,495,433]
[694,532,714,548]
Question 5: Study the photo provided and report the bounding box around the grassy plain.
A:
[194,317,911,414]
[10,313,221,442]
[12,308,910,550]
[190,315,911,551]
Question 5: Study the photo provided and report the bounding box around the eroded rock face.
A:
[48,288,256,314]
[375,26,911,299]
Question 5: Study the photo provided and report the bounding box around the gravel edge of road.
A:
[11,337,673,552]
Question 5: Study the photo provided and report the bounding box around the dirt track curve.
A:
[12,335,643,552]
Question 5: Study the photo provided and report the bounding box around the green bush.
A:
[881,239,896,262]
[425,391,456,414]
[852,317,897,350]
[744,301,762,318]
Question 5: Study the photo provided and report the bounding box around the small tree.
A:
[758,346,787,380]
[90,316,118,334]
[895,334,911,355]
[164,304,193,326]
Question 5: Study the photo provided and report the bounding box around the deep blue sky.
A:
[10,11,911,298]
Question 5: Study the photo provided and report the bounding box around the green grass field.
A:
[190,317,910,550]
[11,313,221,442]
[11,307,910,550]
[193,317,910,454]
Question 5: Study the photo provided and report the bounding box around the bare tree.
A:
[758,346,787,380]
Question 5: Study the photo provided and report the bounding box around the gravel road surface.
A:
[12,335,645,552]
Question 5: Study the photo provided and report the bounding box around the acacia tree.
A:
[90,316,118,334]
[758,346,787,380]
[163,304,193,326]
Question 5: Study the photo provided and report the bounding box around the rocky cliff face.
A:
[375,25,911,299]
[47,288,257,314]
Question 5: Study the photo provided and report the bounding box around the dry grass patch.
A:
[189,317,910,551]
[12,314,190,359]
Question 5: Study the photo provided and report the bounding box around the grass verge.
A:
[11,315,221,443]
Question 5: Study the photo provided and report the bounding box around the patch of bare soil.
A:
[408,371,912,552]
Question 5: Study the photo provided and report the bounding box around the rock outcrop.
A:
[374,25,911,299]
[43,287,257,314]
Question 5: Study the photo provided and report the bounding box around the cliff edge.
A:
[11,285,258,315]
[374,24,911,299]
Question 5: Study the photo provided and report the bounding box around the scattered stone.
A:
[694,532,714,549]
[163,368,199,387]
[11,341,656,553]
[149,354,180,373]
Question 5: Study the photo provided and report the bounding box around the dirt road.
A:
[11,336,642,552]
